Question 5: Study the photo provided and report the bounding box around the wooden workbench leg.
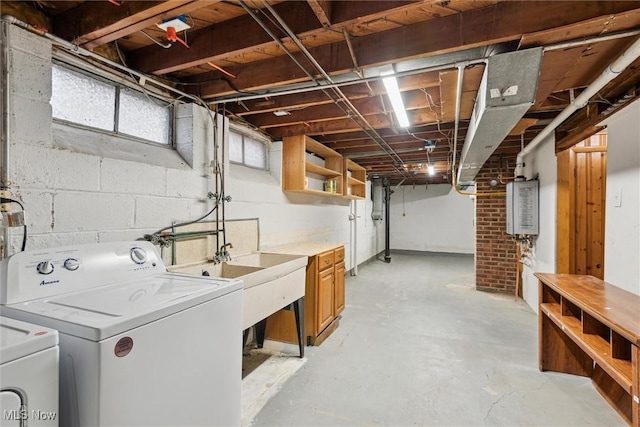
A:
[255,319,267,349]
[294,297,305,358]
[633,345,639,427]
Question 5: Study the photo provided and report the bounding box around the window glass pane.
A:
[51,65,115,131]
[244,136,267,169]
[118,89,170,144]
[229,131,243,163]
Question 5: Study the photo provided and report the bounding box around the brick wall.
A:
[475,154,518,293]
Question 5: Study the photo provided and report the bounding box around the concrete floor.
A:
[249,252,625,426]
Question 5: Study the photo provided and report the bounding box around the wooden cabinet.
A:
[264,244,346,346]
[282,134,343,196]
[317,264,335,333]
[536,273,640,426]
[282,134,367,200]
[343,159,366,199]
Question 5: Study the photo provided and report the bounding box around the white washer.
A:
[0,241,242,427]
[0,317,59,427]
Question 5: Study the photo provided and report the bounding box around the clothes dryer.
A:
[0,316,59,426]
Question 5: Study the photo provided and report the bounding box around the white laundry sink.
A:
[168,253,307,330]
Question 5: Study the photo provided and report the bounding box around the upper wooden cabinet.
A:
[282,135,366,199]
[343,159,366,200]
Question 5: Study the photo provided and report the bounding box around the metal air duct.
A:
[457,47,543,186]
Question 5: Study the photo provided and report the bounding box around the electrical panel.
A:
[506,180,539,235]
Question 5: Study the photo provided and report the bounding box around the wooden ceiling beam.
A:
[268,108,439,138]
[131,0,424,75]
[316,122,460,145]
[222,83,378,116]
[248,97,385,128]
[192,2,640,98]
[129,1,321,75]
[307,0,332,26]
[330,1,419,24]
[339,142,428,155]
[246,89,440,128]
[222,73,442,116]
[53,0,212,49]
[555,90,640,152]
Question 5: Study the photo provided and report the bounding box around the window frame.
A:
[228,125,270,171]
[51,61,175,148]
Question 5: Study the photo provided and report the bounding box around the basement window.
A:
[51,64,172,146]
[229,128,268,170]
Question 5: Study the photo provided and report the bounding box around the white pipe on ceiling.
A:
[516,35,640,173]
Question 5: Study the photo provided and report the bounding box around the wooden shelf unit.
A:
[282,134,344,196]
[537,273,640,426]
[282,135,368,200]
[343,159,366,199]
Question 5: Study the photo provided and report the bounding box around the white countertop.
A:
[263,242,344,257]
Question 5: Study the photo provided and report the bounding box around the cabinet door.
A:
[334,261,345,316]
[316,268,335,333]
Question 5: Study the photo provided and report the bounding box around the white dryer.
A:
[0,316,59,427]
[0,241,242,427]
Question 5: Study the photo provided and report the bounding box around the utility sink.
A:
[168,252,307,330]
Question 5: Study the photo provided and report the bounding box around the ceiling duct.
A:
[457,47,543,185]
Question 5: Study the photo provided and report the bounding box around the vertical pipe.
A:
[220,107,227,250]
[214,110,220,257]
[352,200,358,276]
[383,178,391,263]
[1,21,11,259]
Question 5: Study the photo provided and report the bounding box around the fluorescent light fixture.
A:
[428,164,435,175]
[382,73,410,128]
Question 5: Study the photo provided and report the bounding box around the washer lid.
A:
[0,316,58,364]
[1,273,241,342]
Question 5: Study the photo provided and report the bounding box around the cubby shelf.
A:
[343,159,366,199]
[537,273,640,426]
[282,135,367,200]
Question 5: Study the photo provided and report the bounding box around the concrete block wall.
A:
[475,154,518,293]
[3,25,221,253]
[224,141,384,271]
[3,24,383,269]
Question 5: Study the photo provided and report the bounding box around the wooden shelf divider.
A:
[536,273,640,426]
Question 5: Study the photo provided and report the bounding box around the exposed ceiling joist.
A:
[53,0,213,49]
[187,2,640,99]
[307,0,332,27]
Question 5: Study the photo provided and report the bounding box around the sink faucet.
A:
[215,243,233,263]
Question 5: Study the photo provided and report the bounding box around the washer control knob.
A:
[36,261,54,275]
[63,258,80,271]
[130,247,147,265]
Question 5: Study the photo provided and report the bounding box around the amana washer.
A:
[0,241,242,427]
[0,317,59,427]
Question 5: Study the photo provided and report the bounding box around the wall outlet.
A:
[614,188,622,207]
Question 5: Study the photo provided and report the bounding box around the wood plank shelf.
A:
[305,161,342,178]
[343,159,366,199]
[282,135,368,200]
[537,273,640,426]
